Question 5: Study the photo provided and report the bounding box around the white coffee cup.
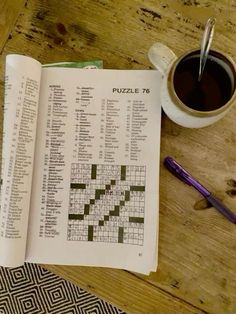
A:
[148,43,236,128]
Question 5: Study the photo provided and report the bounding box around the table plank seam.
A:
[127,271,210,314]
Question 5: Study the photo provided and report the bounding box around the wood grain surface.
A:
[1,1,236,313]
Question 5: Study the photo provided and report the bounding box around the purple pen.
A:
[164,156,236,224]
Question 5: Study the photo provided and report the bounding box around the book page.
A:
[26,68,162,274]
[0,55,41,267]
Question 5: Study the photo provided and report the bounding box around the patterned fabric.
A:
[0,263,126,314]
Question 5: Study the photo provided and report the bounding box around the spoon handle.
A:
[198,17,216,81]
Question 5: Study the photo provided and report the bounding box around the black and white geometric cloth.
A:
[0,263,126,314]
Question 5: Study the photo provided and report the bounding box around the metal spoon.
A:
[198,17,216,81]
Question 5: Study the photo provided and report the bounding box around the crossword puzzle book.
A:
[0,54,162,274]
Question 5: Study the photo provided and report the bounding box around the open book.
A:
[0,54,162,274]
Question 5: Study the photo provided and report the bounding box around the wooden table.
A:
[1,1,236,313]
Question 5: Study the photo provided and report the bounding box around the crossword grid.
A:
[67,164,146,245]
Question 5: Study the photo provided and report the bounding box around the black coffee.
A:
[173,54,233,111]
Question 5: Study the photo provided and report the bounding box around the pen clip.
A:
[164,156,210,197]
[164,156,192,186]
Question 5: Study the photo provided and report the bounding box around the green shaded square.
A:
[88,225,93,241]
[95,189,105,200]
[121,165,126,180]
[104,215,109,221]
[68,214,84,220]
[106,185,111,190]
[110,206,119,216]
[99,220,104,226]
[125,191,130,201]
[84,204,90,215]
[91,164,97,179]
[118,227,124,243]
[90,199,95,204]
[120,200,125,206]
[111,180,116,185]
[95,191,100,199]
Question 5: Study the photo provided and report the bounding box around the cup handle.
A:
[148,42,177,75]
